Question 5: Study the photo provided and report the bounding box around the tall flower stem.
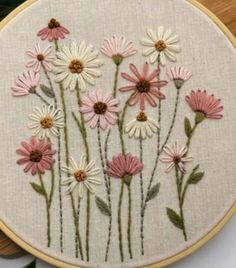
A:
[54,41,83,259]
[139,138,145,255]
[39,173,51,247]
[113,65,120,98]
[34,92,50,105]
[42,65,64,253]
[127,184,133,259]
[97,121,112,262]
[118,181,125,262]
[74,84,90,262]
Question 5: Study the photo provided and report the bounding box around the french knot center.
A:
[93,102,108,115]
[155,40,167,52]
[40,116,53,129]
[48,18,61,29]
[74,170,87,182]
[136,112,148,122]
[37,54,45,61]
[30,150,43,163]
[136,79,150,93]
[173,156,181,164]
[69,60,84,74]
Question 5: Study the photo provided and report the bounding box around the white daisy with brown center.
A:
[54,41,103,91]
[28,104,64,139]
[125,111,159,139]
[61,155,101,197]
[141,26,181,66]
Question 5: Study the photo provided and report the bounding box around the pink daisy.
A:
[107,153,144,179]
[119,63,168,110]
[12,71,40,97]
[167,66,192,89]
[37,18,70,42]
[101,36,137,65]
[26,43,55,73]
[80,89,120,130]
[16,137,56,176]
[186,90,223,120]
[160,142,193,173]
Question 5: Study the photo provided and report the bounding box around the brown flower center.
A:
[48,18,61,29]
[136,79,150,93]
[155,40,167,52]
[74,170,87,182]
[40,116,53,129]
[173,156,181,164]
[30,150,43,163]
[136,112,148,122]
[93,102,107,115]
[69,60,84,74]
[37,54,45,61]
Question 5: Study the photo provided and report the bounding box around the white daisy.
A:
[141,27,181,66]
[61,155,101,197]
[54,41,103,91]
[125,112,159,139]
[28,104,64,139]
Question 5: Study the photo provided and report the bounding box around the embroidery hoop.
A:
[0,0,235,267]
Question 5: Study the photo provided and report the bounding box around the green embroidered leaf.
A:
[146,183,160,202]
[188,172,204,184]
[184,117,192,138]
[40,84,55,98]
[95,197,111,216]
[30,182,45,196]
[166,208,183,230]
[192,164,200,173]
[23,259,36,268]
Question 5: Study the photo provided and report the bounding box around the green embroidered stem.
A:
[104,129,111,189]
[39,173,51,247]
[161,88,181,151]
[34,92,50,106]
[139,138,145,255]
[97,122,112,262]
[113,65,120,98]
[77,196,84,261]
[127,184,133,259]
[74,84,90,261]
[49,167,55,207]
[118,181,125,262]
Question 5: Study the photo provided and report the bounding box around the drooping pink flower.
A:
[37,18,70,42]
[101,36,137,65]
[160,142,193,173]
[26,43,55,73]
[80,89,120,130]
[16,137,56,175]
[119,63,168,110]
[12,71,40,97]
[107,153,144,179]
[167,66,191,89]
[186,90,223,120]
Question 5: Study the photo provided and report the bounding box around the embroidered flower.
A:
[141,27,181,66]
[16,137,56,175]
[61,155,101,197]
[167,66,192,89]
[119,63,167,110]
[54,41,103,91]
[125,112,159,139]
[37,18,70,42]
[28,104,64,139]
[80,89,120,130]
[186,90,223,121]
[26,43,55,73]
[101,36,137,65]
[107,153,143,185]
[12,71,40,97]
[160,142,193,173]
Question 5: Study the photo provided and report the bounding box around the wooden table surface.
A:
[0,0,236,259]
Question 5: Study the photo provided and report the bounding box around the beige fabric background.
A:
[0,0,236,267]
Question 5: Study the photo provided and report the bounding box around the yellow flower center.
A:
[155,40,167,52]
[48,18,61,29]
[69,60,84,74]
[136,112,148,122]
[136,79,150,93]
[30,150,42,163]
[93,102,107,115]
[74,170,87,182]
[37,54,45,61]
[40,116,53,129]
